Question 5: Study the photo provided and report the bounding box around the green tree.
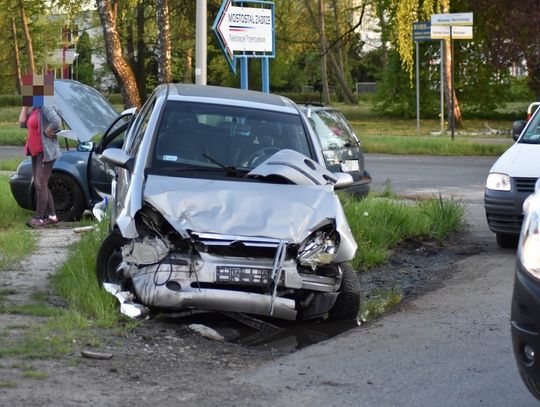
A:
[75,31,94,85]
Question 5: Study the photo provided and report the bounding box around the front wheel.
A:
[496,233,519,249]
[518,369,540,400]
[96,231,129,285]
[328,263,361,321]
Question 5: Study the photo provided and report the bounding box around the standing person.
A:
[19,104,62,227]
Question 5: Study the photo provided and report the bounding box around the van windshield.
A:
[520,111,540,144]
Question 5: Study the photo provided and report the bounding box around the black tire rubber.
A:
[96,231,129,285]
[48,172,85,221]
[496,233,519,249]
[519,369,540,401]
[328,263,361,321]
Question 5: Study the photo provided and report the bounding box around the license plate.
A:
[341,160,359,172]
[216,266,283,285]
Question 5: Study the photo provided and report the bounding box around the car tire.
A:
[496,233,519,249]
[328,263,361,321]
[96,231,129,285]
[518,369,540,400]
[48,172,85,221]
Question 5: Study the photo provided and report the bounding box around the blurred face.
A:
[21,73,55,108]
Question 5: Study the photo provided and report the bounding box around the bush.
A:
[0,95,22,107]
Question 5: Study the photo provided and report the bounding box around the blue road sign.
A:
[413,21,433,42]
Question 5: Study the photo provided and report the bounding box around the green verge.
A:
[361,134,511,156]
[0,157,24,171]
[340,192,465,271]
[0,175,35,270]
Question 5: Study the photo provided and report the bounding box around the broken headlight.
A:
[297,227,340,270]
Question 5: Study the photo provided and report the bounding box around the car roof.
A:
[162,84,299,113]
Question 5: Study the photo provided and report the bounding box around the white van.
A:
[484,102,540,248]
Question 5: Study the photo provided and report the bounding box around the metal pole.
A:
[416,41,420,137]
[440,40,444,135]
[195,0,207,85]
[261,57,269,93]
[450,28,455,141]
[240,57,249,90]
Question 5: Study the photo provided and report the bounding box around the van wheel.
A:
[328,263,361,321]
[496,233,518,249]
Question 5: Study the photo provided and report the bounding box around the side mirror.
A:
[77,141,94,152]
[333,172,354,190]
[102,148,134,172]
[512,120,527,141]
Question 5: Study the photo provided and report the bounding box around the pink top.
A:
[24,109,43,157]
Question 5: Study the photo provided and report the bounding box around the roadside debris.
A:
[188,324,225,341]
[81,349,113,360]
[73,225,97,234]
[103,283,148,319]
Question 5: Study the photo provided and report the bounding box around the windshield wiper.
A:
[202,153,244,177]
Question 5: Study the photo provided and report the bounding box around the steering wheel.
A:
[245,147,281,167]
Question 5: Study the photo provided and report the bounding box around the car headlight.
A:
[520,211,540,279]
[486,173,511,191]
[297,227,340,270]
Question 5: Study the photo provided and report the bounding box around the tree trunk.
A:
[136,1,147,99]
[156,0,172,84]
[96,0,141,108]
[328,50,357,103]
[184,48,193,83]
[19,0,34,74]
[318,0,331,104]
[441,1,463,131]
[11,17,22,94]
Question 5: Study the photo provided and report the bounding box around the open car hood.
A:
[53,79,119,142]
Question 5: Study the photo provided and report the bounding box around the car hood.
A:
[490,143,540,178]
[144,176,344,243]
[53,79,119,142]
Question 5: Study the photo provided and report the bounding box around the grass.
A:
[0,157,24,171]
[361,134,511,156]
[0,380,17,388]
[22,368,48,379]
[360,288,403,322]
[340,192,465,270]
[0,175,35,270]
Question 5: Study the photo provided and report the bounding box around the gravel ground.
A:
[0,223,477,406]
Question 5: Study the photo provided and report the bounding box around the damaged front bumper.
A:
[110,233,342,321]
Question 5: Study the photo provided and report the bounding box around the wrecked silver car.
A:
[97,84,360,321]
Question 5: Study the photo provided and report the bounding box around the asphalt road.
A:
[237,154,539,406]
[0,146,24,159]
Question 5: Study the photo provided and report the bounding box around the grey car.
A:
[97,84,361,321]
[300,104,371,197]
[9,80,134,220]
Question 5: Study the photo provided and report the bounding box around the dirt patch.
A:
[0,224,485,406]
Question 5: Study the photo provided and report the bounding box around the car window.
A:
[128,99,155,156]
[309,110,359,150]
[151,101,312,172]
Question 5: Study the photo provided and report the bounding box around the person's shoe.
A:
[26,218,46,228]
[48,215,60,226]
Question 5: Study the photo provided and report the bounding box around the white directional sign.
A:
[431,25,473,39]
[431,12,473,26]
[215,0,274,54]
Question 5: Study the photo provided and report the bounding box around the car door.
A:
[88,110,135,198]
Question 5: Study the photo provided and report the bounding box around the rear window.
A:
[308,110,359,150]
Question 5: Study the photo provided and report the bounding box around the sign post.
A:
[412,21,434,137]
[212,0,275,92]
[431,12,473,140]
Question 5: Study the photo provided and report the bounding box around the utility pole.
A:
[195,0,207,85]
